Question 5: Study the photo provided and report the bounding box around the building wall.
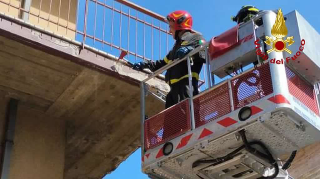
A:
[0,0,21,18]
[288,142,320,178]
[0,0,77,40]
[7,104,66,179]
[29,0,77,39]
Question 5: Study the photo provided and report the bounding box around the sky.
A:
[74,0,320,179]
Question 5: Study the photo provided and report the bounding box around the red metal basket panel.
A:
[285,66,319,116]
[144,100,191,150]
[231,63,273,110]
[194,83,231,128]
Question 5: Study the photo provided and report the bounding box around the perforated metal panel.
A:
[286,66,320,116]
[144,100,191,150]
[194,83,232,128]
[152,167,192,179]
[192,112,317,160]
[231,63,273,110]
[147,111,320,179]
[156,159,200,179]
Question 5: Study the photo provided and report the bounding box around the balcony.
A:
[0,0,172,178]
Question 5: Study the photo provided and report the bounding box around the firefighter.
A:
[132,10,206,109]
[231,5,260,24]
[232,5,263,67]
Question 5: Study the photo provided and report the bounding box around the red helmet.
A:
[166,10,193,31]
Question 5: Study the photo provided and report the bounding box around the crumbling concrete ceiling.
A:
[0,19,168,179]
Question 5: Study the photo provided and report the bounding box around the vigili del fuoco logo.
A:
[254,9,306,64]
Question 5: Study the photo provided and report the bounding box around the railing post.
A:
[205,46,212,89]
[187,56,196,130]
[228,80,235,111]
[82,0,89,49]
[21,0,32,21]
[75,0,81,40]
[252,19,262,65]
[315,83,320,115]
[140,82,146,157]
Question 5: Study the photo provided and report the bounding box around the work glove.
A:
[132,62,146,71]
[176,46,194,59]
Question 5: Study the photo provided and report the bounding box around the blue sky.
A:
[74,0,320,179]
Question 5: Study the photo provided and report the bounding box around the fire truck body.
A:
[141,10,320,179]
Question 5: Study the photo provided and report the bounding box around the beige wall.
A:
[288,142,320,178]
[0,0,77,40]
[29,0,77,39]
[0,0,21,18]
[8,104,66,179]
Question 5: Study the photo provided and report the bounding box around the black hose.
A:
[282,151,297,170]
[192,141,271,168]
[238,130,272,162]
[192,144,245,168]
[192,131,279,178]
[250,141,279,179]
[239,130,279,179]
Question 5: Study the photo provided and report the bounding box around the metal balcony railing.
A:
[0,0,174,65]
[77,0,174,64]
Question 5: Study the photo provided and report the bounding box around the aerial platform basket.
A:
[209,10,320,84]
[140,10,320,179]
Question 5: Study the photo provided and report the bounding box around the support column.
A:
[140,82,146,157]
[1,99,18,179]
[262,11,290,97]
[21,0,32,21]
